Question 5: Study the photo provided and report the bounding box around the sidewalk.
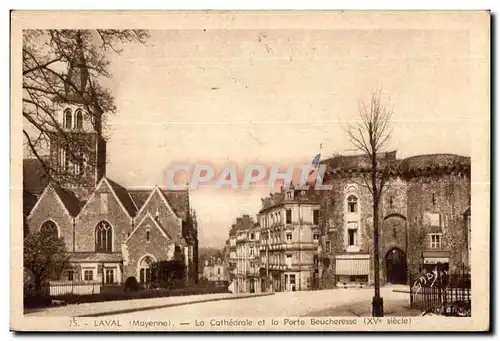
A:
[24,292,274,317]
[302,287,422,317]
[390,284,411,294]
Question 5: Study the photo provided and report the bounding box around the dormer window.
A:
[75,109,83,129]
[347,195,358,213]
[64,108,72,129]
[285,191,293,200]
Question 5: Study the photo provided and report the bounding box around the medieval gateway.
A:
[227,151,471,292]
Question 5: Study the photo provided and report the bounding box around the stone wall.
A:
[406,171,471,274]
[319,155,470,286]
[28,186,74,252]
[74,180,133,252]
[134,189,183,245]
[124,215,175,279]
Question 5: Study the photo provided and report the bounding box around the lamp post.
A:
[405,218,409,285]
[371,213,384,317]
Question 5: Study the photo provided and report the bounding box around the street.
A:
[104,286,420,319]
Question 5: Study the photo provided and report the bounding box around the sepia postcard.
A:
[10,10,490,332]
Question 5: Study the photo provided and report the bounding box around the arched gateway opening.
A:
[385,248,407,284]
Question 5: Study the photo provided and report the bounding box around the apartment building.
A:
[258,187,322,292]
[228,215,261,293]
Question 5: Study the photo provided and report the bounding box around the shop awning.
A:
[335,255,370,275]
[422,251,450,264]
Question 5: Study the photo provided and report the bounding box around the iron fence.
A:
[24,281,121,297]
[410,268,471,316]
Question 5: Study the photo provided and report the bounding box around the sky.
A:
[100,28,475,248]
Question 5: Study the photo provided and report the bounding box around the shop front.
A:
[335,254,370,288]
[422,251,451,273]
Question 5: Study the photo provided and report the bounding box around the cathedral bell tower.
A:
[49,43,106,195]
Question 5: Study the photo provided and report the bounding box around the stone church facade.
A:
[23,52,198,286]
[317,152,471,288]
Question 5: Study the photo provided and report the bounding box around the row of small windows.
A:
[262,209,319,227]
[260,230,320,244]
[64,268,115,283]
[64,108,84,130]
[347,193,439,210]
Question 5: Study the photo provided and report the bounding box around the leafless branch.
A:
[22,29,149,185]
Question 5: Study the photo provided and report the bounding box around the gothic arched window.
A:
[95,221,113,252]
[64,108,72,129]
[59,145,68,171]
[75,152,85,176]
[347,195,358,213]
[75,109,83,129]
[40,220,58,238]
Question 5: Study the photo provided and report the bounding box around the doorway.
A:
[249,279,255,293]
[385,248,407,284]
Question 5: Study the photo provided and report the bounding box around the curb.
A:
[78,292,275,317]
[392,289,411,294]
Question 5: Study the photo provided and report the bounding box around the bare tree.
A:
[23,29,149,185]
[346,90,394,317]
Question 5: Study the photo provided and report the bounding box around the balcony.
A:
[245,269,260,276]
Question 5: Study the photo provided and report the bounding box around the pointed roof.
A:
[23,190,38,217]
[52,185,84,217]
[23,157,50,195]
[28,182,84,218]
[106,178,138,217]
[160,189,189,220]
[27,174,191,222]
[126,213,172,243]
[128,189,151,212]
[129,186,189,221]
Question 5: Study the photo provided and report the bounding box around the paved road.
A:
[25,292,264,317]
[106,286,416,319]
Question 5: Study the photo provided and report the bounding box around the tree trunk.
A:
[372,157,384,316]
[34,276,42,293]
[373,200,383,312]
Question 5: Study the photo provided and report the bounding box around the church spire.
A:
[65,37,89,102]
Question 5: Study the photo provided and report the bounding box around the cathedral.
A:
[23,52,199,286]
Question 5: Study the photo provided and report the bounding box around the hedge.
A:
[24,285,230,309]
